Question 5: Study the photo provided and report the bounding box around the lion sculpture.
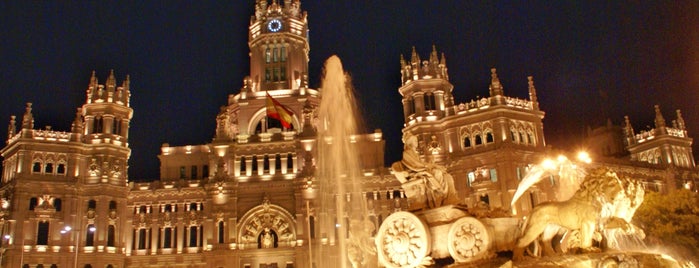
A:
[514,168,644,259]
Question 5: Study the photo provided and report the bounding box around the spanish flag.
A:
[266,92,294,129]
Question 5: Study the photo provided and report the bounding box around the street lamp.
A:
[0,234,10,268]
[62,225,95,268]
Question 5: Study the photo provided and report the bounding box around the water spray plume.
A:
[315,55,370,268]
[511,155,587,208]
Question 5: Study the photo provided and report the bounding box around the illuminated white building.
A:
[0,1,696,267]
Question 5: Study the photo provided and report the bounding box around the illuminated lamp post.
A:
[61,225,95,268]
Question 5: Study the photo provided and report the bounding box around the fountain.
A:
[312,55,690,267]
[315,55,374,268]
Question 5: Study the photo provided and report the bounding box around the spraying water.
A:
[315,55,371,268]
[511,155,587,208]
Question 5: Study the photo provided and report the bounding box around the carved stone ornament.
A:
[447,217,491,263]
[238,198,296,249]
[375,211,432,268]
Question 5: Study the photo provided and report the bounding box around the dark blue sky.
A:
[1,1,697,180]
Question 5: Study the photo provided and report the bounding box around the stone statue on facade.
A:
[392,132,459,209]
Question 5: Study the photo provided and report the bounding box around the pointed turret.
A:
[439,52,448,81]
[7,115,16,141]
[527,76,539,110]
[489,68,504,96]
[121,75,131,106]
[21,103,34,129]
[653,105,667,135]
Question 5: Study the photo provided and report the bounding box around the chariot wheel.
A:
[375,211,431,268]
[447,217,491,263]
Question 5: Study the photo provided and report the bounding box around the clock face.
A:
[267,19,282,32]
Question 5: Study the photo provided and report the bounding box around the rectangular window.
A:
[189,226,198,247]
[164,228,172,248]
[37,221,50,245]
[281,47,286,62]
[273,48,278,62]
[274,68,279,81]
[265,48,271,63]
[107,225,116,247]
[218,221,225,244]
[280,66,286,81]
[265,69,271,81]
[180,166,186,179]
[138,229,147,249]
[489,168,498,182]
[191,165,198,179]
[202,165,209,178]
[467,172,475,186]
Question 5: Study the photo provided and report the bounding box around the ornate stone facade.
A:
[0,1,697,268]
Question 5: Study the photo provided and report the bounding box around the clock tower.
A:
[249,0,309,91]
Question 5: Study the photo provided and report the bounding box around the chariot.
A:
[374,171,519,267]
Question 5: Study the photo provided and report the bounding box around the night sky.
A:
[1,1,697,181]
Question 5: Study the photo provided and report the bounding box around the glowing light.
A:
[577,151,592,164]
[541,159,556,170]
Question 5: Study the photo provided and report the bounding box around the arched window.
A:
[109,201,117,210]
[475,134,483,145]
[286,154,293,170]
[486,131,494,143]
[519,131,526,144]
[463,136,471,148]
[45,163,53,173]
[257,229,278,248]
[57,163,66,174]
[528,132,535,145]
[32,162,41,173]
[88,200,97,210]
[510,129,517,142]
[240,156,247,173]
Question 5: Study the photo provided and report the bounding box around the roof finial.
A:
[527,76,539,110]
[22,102,34,129]
[676,109,686,131]
[489,68,504,96]
[7,115,16,140]
[106,69,116,88]
[654,104,666,128]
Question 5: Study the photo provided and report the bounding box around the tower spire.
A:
[527,76,539,110]
[653,105,667,132]
[439,52,448,81]
[489,68,504,96]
